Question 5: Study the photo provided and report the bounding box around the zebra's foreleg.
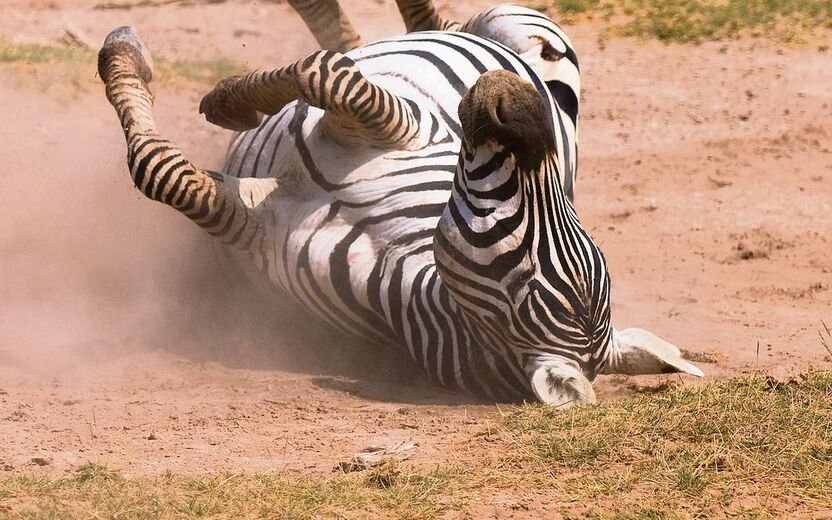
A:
[287,0,362,52]
[98,27,275,250]
[394,0,460,32]
[199,51,426,150]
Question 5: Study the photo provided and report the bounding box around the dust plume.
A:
[0,80,383,380]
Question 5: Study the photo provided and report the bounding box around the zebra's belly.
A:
[219,31,558,346]
[262,152,457,344]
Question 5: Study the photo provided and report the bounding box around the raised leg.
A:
[287,0,362,52]
[199,51,426,150]
[98,27,276,250]
[394,0,460,32]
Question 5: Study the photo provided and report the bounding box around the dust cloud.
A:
[0,82,376,380]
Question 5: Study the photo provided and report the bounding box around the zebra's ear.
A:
[605,328,704,377]
[529,361,596,408]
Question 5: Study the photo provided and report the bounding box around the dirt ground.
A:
[1,0,830,481]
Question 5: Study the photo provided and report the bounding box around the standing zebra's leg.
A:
[287,0,362,52]
[199,51,426,150]
[394,0,460,32]
[98,27,276,250]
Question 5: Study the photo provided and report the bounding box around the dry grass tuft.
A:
[500,371,832,517]
[2,372,831,518]
[0,39,243,88]
[0,463,464,519]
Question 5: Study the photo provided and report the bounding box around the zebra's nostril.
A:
[493,96,507,126]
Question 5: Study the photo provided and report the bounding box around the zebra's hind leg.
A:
[98,27,275,249]
[287,0,362,52]
[529,360,597,408]
[394,0,460,32]
[199,51,426,150]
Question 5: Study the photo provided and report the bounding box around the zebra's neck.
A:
[432,136,612,385]
[397,261,534,400]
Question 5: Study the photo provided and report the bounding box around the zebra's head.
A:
[435,70,701,406]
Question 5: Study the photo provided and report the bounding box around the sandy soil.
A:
[1,0,830,480]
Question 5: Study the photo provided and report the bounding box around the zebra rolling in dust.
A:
[97,0,703,407]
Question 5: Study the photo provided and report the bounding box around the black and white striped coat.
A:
[98,1,702,406]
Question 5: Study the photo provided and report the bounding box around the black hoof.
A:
[98,26,154,84]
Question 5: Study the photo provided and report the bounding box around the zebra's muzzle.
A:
[458,70,555,172]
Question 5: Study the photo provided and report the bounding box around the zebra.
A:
[97,0,703,407]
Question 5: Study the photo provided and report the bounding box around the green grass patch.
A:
[157,56,243,86]
[2,373,831,518]
[0,39,244,87]
[531,0,832,43]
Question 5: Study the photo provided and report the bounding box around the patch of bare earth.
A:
[1,0,831,516]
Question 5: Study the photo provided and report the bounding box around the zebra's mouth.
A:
[458,70,555,172]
